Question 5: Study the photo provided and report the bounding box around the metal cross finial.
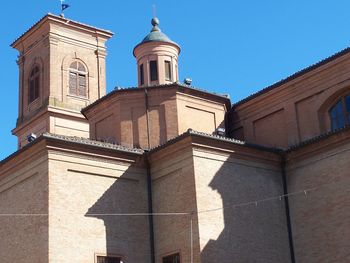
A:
[152,4,157,18]
[60,0,64,11]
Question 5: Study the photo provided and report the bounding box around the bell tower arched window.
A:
[329,94,350,130]
[69,61,87,97]
[29,66,40,103]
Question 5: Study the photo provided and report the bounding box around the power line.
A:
[0,177,348,217]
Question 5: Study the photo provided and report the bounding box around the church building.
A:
[0,13,349,263]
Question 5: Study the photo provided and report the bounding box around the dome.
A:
[141,30,175,44]
[133,17,181,86]
[137,17,179,47]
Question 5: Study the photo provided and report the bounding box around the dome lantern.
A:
[133,17,180,87]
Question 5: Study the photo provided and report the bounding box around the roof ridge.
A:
[233,47,350,107]
[286,125,350,152]
[11,13,113,47]
[148,129,282,154]
[42,132,144,153]
[82,82,230,114]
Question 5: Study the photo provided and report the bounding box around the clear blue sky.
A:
[1,0,350,159]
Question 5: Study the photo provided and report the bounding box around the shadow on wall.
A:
[85,166,151,263]
[199,156,292,263]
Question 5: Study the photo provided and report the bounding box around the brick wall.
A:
[193,147,291,263]
[286,137,350,262]
[0,145,49,262]
[48,149,151,262]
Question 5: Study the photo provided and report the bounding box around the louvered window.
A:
[29,66,40,103]
[69,61,87,97]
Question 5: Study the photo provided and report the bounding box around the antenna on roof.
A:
[60,0,70,17]
[152,4,157,17]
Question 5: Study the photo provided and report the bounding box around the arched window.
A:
[329,94,350,130]
[29,66,40,103]
[69,61,87,97]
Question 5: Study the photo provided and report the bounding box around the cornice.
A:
[233,48,350,109]
[286,126,350,161]
[82,83,231,117]
[11,13,113,49]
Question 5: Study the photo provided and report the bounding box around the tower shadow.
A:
[200,155,292,263]
[85,166,151,263]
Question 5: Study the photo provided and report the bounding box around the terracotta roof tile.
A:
[42,133,144,154]
[82,82,230,114]
[233,47,350,107]
[286,125,350,152]
[148,129,282,154]
[0,133,143,165]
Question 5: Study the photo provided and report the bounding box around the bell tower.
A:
[11,14,113,148]
[133,17,180,87]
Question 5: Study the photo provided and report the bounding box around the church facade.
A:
[0,13,349,263]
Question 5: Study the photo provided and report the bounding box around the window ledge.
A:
[67,94,89,101]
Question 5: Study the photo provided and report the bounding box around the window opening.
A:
[162,253,180,263]
[29,66,40,103]
[150,60,158,81]
[140,64,144,85]
[96,256,121,263]
[165,60,172,81]
[329,94,350,130]
[69,61,87,97]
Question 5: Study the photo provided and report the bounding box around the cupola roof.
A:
[135,17,180,48]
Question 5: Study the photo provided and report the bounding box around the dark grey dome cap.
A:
[141,30,175,44]
[138,17,179,47]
